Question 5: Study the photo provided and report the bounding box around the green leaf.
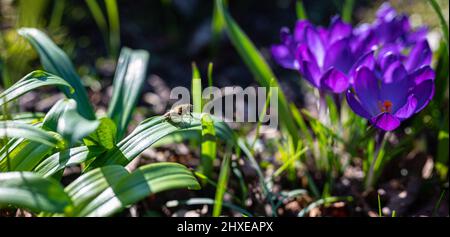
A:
[77,162,200,217]
[200,114,217,179]
[105,0,121,57]
[166,198,252,217]
[0,112,45,124]
[56,103,100,146]
[64,165,129,215]
[87,114,235,169]
[33,146,105,178]
[342,0,355,23]
[191,62,202,113]
[427,0,449,54]
[42,99,76,131]
[296,0,307,20]
[297,196,353,217]
[0,70,72,107]
[107,47,149,139]
[18,28,96,119]
[213,148,231,217]
[214,0,299,144]
[0,171,72,213]
[0,121,63,147]
[84,117,117,150]
[0,140,53,172]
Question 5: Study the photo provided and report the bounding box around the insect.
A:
[163,104,193,125]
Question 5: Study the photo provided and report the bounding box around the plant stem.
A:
[365,130,387,189]
[318,90,329,125]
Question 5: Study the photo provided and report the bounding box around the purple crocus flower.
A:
[272,16,359,93]
[346,40,435,131]
[353,2,428,55]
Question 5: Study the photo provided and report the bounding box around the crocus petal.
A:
[382,61,408,84]
[305,27,325,67]
[410,66,435,85]
[329,16,352,45]
[323,38,354,74]
[299,60,321,87]
[394,94,417,120]
[405,40,432,71]
[294,20,311,42]
[346,91,372,119]
[353,67,380,115]
[271,44,298,69]
[381,62,411,111]
[406,26,428,45]
[376,2,396,20]
[370,113,401,131]
[412,79,435,113]
[349,50,375,83]
[320,68,349,93]
[380,52,400,72]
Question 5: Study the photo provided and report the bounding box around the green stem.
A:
[365,130,388,189]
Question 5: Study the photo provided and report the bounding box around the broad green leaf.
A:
[0,112,45,124]
[0,171,72,213]
[0,70,72,107]
[42,98,76,131]
[0,121,63,147]
[56,102,100,146]
[84,117,117,150]
[18,28,96,119]
[200,114,216,179]
[63,165,129,215]
[0,140,53,172]
[33,146,105,177]
[214,0,299,144]
[88,114,235,169]
[107,47,149,139]
[77,162,200,217]
[213,147,231,217]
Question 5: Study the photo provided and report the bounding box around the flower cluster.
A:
[271,2,435,131]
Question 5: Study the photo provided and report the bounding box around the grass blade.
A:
[213,146,231,217]
[427,0,449,54]
[214,0,299,144]
[342,0,355,23]
[85,0,109,53]
[105,0,121,57]
[191,62,202,113]
[200,114,217,179]
[296,0,307,20]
